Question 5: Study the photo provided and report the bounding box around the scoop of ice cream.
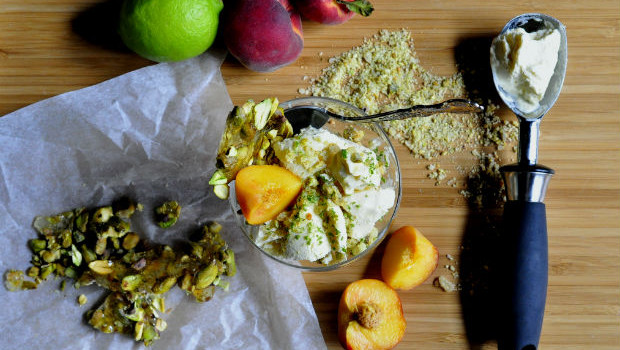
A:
[490,26,561,114]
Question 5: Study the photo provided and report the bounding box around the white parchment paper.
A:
[0,50,326,350]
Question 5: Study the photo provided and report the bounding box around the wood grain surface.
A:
[1,0,619,349]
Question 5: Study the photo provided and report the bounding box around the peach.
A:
[338,279,406,350]
[381,226,439,290]
[294,0,374,25]
[222,0,303,72]
[235,165,302,225]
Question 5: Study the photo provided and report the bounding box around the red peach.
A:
[222,0,304,72]
[294,0,373,25]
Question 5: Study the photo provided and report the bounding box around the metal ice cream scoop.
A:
[490,13,568,350]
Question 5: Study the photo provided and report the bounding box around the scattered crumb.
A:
[434,276,458,292]
[78,294,87,306]
[427,164,447,185]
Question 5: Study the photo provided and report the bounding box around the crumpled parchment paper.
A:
[0,50,326,350]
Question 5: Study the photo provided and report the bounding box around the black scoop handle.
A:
[500,201,548,350]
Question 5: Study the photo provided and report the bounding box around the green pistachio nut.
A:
[122,232,140,250]
[121,274,142,291]
[195,264,218,289]
[153,276,177,294]
[92,206,114,223]
[29,239,47,253]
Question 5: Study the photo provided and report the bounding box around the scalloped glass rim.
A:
[229,97,402,272]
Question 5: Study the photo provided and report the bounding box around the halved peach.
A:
[235,165,302,225]
[338,279,406,350]
[381,226,439,290]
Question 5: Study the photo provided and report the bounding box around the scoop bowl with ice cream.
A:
[228,97,402,271]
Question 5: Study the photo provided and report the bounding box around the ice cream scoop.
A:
[490,13,567,350]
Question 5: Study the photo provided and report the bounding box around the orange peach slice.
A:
[338,279,406,350]
[235,165,302,225]
[381,226,439,290]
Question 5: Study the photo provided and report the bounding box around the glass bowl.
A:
[229,97,402,271]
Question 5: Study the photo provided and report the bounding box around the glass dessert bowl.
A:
[229,97,402,271]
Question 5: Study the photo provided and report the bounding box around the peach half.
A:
[338,279,406,350]
[381,226,439,290]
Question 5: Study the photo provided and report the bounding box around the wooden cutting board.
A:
[1,0,619,349]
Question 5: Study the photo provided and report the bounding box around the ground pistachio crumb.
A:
[434,275,458,292]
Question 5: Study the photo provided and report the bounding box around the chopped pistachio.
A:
[141,324,158,344]
[155,318,167,332]
[122,233,140,250]
[223,249,236,276]
[6,200,236,347]
[152,297,165,313]
[41,249,60,263]
[92,206,114,223]
[78,294,88,306]
[207,221,222,234]
[4,270,25,291]
[75,211,89,233]
[114,197,137,219]
[60,229,72,248]
[20,281,37,290]
[28,239,47,253]
[134,321,144,341]
[121,275,142,291]
[81,245,97,264]
[153,276,176,294]
[212,97,293,190]
[253,98,274,130]
[213,184,229,200]
[190,286,215,303]
[26,266,40,278]
[39,264,54,280]
[180,274,192,291]
[154,201,181,229]
[71,244,83,266]
[208,169,228,185]
[64,266,77,279]
[89,260,114,275]
[195,264,218,289]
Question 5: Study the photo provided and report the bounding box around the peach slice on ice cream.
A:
[235,165,302,225]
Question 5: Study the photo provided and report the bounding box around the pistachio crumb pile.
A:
[4,198,236,346]
[299,29,518,186]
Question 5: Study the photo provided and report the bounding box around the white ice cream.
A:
[490,26,561,114]
[257,127,395,264]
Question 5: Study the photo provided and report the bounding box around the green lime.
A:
[118,0,223,62]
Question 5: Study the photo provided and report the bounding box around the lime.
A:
[118,0,223,62]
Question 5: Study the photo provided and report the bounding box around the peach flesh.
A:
[381,226,439,290]
[338,279,406,350]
